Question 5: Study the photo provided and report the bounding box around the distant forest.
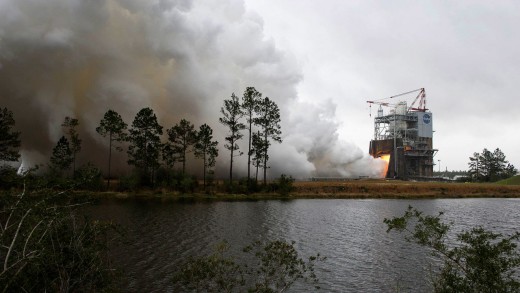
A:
[1,87,297,194]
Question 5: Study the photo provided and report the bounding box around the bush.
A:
[172,242,244,292]
[179,174,198,194]
[269,174,295,196]
[0,165,20,189]
[118,169,144,191]
[204,170,216,193]
[44,165,73,188]
[74,162,104,191]
[222,179,235,193]
[241,177,262,193]
[0,184,120,291]
[155,167,174,188]
[384,206,520,292]
[154,169,199,193]
[223,179,243,194]
[173,240,323,292]
[244,240,322,292]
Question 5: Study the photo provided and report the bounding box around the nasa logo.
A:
[423,114,431,124]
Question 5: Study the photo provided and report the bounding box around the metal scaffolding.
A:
[368,89,438,179]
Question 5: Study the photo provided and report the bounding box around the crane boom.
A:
[407,88,427,112]
[366,87,427,116]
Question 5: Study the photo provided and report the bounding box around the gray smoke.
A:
[0,0,385,178]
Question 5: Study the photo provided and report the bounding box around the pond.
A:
[86,198,520,292]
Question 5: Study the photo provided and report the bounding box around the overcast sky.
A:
[1,0,519,177]
[245,0,520,171]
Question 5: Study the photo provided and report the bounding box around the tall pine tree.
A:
[468,148,517,182]
[50,136,73,175]
[194,124,219,189]
[127,108,163,185]
[254,97,282,185]
[0,107,21,162]
[251,130,267,182]
[61,117,81,176]
[219,93,245,183]
[241,87,262,182]
[96,109,128,188]
[167,119,197,175]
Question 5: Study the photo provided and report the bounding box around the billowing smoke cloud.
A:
[269,99,386,178]
[0,0,385,178]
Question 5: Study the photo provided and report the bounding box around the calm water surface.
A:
[86,198,520,292]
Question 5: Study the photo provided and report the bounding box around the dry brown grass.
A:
[97,178,520,199]
[291,180,520,198]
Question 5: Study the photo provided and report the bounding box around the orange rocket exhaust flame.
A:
[380,155,390,178]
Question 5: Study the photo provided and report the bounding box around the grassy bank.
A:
[496,175,520,186]
[89,179,520,200]
[290,180,520,198]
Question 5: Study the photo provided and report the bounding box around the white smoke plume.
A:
[0,0,385,178]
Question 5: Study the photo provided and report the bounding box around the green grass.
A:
[496,175,520,186]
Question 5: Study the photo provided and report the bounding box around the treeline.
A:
[1,87,294,193]
[467,148,517,182]
[439,148,517,183]
[433,170,468,178]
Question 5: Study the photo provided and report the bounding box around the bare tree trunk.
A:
[247,119,252,180]
[151,166,155,187]
[107,132,112,189]
[263,158,267,186]
[182,144,186,175]
[255,162,259,182]
[203,152,207,189]
[72,152,76,179]
[263,132,268,185]
[229,141,234,183]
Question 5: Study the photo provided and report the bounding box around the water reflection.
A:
[85,198,520,292]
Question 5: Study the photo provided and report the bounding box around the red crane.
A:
[366,88,427,116]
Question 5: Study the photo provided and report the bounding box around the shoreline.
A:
[89,180,520,200]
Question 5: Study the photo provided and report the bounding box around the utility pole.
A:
[438,159,441,173]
